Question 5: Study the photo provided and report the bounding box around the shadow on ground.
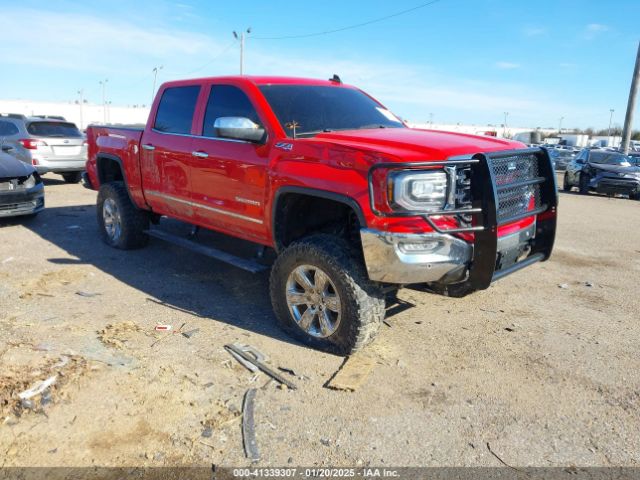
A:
[15,202,303,348]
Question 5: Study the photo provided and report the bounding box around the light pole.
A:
[152,66,163,103]
[99,79,108,124]
[233,28,251,75]
[77,89,84,130]
[608,109,615,145]
[558,116,564,135]
[503,112,509,137]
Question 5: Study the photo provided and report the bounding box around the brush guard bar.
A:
[367,147,558,289]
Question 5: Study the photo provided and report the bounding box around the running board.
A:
[145,229,269,274]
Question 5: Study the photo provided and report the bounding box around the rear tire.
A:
[270,234,385,355]
[62,172,82,184]
[563,173,572,192]
[97,182,149,249]
[579,174,590,195]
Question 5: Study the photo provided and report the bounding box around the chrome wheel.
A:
[285,264,342,338]
[102,197,122,243]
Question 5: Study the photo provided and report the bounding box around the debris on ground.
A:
[584,281,594,287]
[486,442,521,471]
[97,321,142,349]
[277,367,296,377]
[227,344,267,373]
[225,344,297,390]
[154,324,172,332]
[325,351,376,392]
[0,355,90,418]
[558,283,569,289]
[18,375,57,400]
[1,257,14,264]
[242,388,260,462]
[181,328,199,339]
[75,291,102,298]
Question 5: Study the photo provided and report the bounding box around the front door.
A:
[189,83,270,244]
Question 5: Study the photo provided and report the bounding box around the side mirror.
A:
[213,117,266,143]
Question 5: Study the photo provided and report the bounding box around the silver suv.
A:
[0,114,87,183]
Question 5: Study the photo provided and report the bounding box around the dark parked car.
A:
[563,149,640,199]
[0,150,45,218]
[549,147,576,170]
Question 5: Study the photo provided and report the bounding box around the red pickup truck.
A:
[85,75,557,354]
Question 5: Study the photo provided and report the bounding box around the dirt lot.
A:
[0,175,638,468]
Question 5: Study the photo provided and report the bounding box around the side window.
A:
[0,121,19,136]
[154,86,200,134]
[202,85,261,137]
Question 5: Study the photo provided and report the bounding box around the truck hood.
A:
[0,152,36,179]
[310,127,524,161]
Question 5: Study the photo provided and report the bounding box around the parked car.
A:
[549,147,576,170]
[85,75,557,354]
[563,148,640,199]
[0,150,45,218]
[0,113,87,183]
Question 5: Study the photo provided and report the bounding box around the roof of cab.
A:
[163,75,350,88]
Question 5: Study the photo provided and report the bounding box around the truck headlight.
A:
[389,170,448,212]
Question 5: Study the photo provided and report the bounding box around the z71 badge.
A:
[275,142,293,151]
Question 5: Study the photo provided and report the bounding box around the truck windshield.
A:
[259,85,405,138]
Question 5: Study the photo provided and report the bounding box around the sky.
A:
[1,0,639,129]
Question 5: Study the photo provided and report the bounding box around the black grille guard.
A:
[367,147,558,289]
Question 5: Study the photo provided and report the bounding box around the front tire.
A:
[97,182,149,249]
[62,172,82,184]
[563,173,572,192]
[270,234,385,355]
[579,174,590,194]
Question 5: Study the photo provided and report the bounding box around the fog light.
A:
[398,240,442,253]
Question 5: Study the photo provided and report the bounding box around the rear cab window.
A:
[27,122,82,138]
[154,86,201,134]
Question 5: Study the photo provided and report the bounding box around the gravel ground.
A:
[0,175,638,467]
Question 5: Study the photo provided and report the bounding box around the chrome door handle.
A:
[192,151,209,158]
[142,144,155,151]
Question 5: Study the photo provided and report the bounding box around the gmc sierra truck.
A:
[85,75,557,354]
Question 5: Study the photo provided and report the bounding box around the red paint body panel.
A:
[86,75,540,249]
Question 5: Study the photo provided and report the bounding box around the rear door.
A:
[140,84,201,220]
[189,83,270,243]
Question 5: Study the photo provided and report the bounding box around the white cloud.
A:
[495,62,521,70]
[0,8,225,75]
[584,23,609,39]
[0,6,576,125]
[523,27,546,37]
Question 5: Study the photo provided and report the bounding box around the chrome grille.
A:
[489,153,541,223]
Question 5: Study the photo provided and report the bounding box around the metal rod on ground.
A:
[224,344,297,390]
[621,41,640,155]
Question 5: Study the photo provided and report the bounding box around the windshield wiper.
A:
[295,128,334,138]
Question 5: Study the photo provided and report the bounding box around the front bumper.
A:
[593,176,640,196]
[361,222,537,285]
[361,229,472,284]
[0,184,45,218]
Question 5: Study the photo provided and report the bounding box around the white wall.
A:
[0,99,150,130]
